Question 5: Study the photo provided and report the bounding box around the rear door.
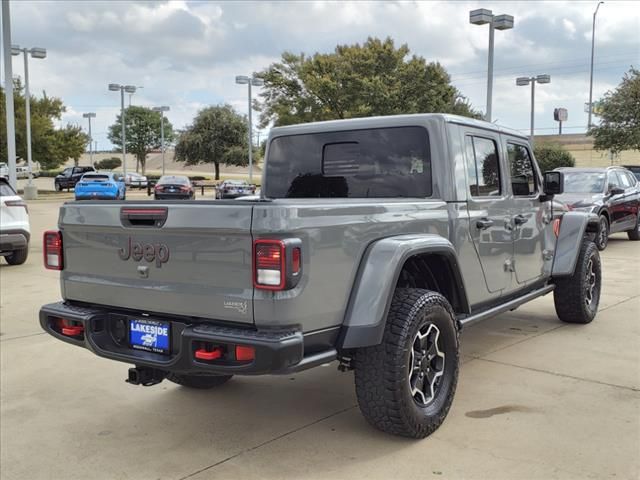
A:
[60,202,255,323]
[505,140,546,285]
[463,129,512,294]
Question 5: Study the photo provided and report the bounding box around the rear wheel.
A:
[354,289,459,438]
[595,215,608,250]
[5,247,29,265]
[627,212,640,241]
[166,373,233,389]
[553,241,601,324]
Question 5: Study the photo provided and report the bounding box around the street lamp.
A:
[11,44,47,199]
[153,106,170,175]
[235,74,264,183]
[470,8,514,123]
[82,113,96,166]
[516,74,551,147]
[108,83,137,176]
[129,85,144,107]
[588,1,604,129]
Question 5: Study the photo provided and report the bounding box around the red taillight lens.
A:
[154,185,164,192]
[254,240,285,289]
[180,186,190,192]
[43,230,63,270]
[553,218,561,237]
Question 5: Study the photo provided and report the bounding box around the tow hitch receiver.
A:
[126,367,167,387]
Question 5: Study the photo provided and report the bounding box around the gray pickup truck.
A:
[40,114,601,438]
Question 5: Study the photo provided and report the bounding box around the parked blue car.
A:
[74,172,126,200]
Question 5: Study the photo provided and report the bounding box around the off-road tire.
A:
[166,373,233,389]
[354,289,459,439]
[595,215,608,250]
[553,241,601,324]
[4,247,29,265]
[55,182,63,192]
[627,212,640,241]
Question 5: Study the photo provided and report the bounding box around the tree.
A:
[94,157,122,170]
[174,105,248,180]
[0,80,76,170]
[107,106,173,174]
[588,68,640,153]
[534,143,575,173]
[254,37,481,128]
[55,124,89,167]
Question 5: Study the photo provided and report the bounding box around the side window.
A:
[62,168,72,176]
[627,172,639,186]
[507,143,538,196]
[608,172,623,189]
[466,136,501,197]
[617,171,632,189]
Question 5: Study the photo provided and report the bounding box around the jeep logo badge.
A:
[118,237,170,268]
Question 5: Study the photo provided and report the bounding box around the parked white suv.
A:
[0,178,30,265]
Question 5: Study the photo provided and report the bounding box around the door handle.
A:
[513,214,527,226]
[476,218,494,230]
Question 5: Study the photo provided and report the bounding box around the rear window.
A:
[265,126,431,198]
[0,180,16,196]
[83,174,109,181]
[159,176,189,185]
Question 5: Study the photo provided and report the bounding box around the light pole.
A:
[470,9,514,123]
[82,112,96,166]
[2,1,18,190]
[11,45,46,199]
[153,106,170,176]
[516,75,551,147]
[108,84,136,176]
[588,1,604,129]
[235,75,264,183]
[129,85,144,107]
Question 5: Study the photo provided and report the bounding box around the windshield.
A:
[562,172,605,193]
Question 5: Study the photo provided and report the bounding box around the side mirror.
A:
[609,186,625,195]
[543,171,563,198]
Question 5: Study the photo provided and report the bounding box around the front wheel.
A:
[595,215,609,251]
[354,289,459,438]
[166,373,233,389]
[55,182,63,192]
[553,241,601,324]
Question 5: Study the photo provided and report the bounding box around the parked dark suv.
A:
[555,166,640,249]
[55,166,96,191]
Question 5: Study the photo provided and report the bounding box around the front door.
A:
[464,131,512,294]
[505,140,547,285]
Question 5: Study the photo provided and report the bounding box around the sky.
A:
[2,0,639,151]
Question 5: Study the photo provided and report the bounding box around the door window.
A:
[617,171,632,189]
[465,136,501,197]
[507,143,538,196]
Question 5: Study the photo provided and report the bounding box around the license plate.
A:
[129,319,171,354]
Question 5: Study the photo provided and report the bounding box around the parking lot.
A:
[1,199,638,480]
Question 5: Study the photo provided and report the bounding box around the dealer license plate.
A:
[129,319,171,354]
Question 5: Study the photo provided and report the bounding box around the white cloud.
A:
[4,0,638,147]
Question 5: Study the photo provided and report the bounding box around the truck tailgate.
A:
[59,202,254,324]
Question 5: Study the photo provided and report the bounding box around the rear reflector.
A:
[43,230,63,270]
[254,240,285,290]
[553,218,561,237]
[235,345,255,361]
[292,247,301,275]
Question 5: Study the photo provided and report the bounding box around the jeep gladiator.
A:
[40,114,601,438]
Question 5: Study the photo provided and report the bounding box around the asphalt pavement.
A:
[1,199,638,480]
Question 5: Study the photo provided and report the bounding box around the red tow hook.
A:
[194,348,223,361]
[55,318,84,337]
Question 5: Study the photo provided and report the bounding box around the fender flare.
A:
[338,234,470,349]
[552,211,599,277]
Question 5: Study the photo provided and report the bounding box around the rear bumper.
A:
[39,302,334,375]
[154,194,191,200]
[0,229,30,252]
[75,194,119,200]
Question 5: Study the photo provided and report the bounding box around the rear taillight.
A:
[253,239,302,291]
[553,218,562,237]
[180,186,190,192]
[43,230,63,270]
[154,185,164,192]
[5,199,28,213]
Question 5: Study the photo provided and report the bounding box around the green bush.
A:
[534,143,575,173]
[94,157,122,170]
[39,169,64,177]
